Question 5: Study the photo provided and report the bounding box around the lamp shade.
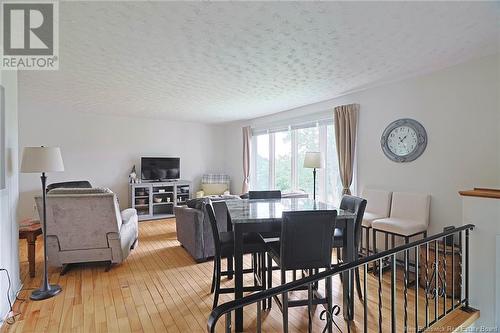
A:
[21,147,64,173]
[303,151,324,169]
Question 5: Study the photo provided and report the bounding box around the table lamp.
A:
[21,146,64,300]
[303,151,324,201]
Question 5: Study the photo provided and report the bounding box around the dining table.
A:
[225,198,357,332]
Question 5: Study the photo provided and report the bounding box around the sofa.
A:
[35,187,139,268]
[175,196,240,262]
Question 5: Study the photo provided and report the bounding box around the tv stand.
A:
[129,180,191,221]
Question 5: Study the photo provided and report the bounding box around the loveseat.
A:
[174,196,240,262]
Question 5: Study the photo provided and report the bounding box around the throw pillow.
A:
[201,183,228,195]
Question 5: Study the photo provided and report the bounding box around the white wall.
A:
[223,55,500,234]
[0,71,20,323]
[18,108,225,219]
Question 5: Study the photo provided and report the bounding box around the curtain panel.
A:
[334,104,359,195]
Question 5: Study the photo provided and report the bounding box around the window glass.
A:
[255,134,270,190]
[274,131,292,192]
[297,127,319,196]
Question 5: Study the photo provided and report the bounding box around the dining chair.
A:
[249,190,283,295]
[249,190,282,199]
[205,202,268,309]
[332,195,367,300]
[266,210,337,333]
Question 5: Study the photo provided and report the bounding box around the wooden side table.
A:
[19,222,43,278]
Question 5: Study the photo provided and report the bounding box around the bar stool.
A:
[205,202,268,309]
[372,192,430,275]
[332,195,367,300]
[360,189,392,256]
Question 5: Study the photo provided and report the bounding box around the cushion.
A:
[219,231,266,257]
[362,212,387,228]
[371,217,427,236]
[201,183,229,195]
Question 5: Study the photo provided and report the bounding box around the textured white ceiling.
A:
[19,1,500,123]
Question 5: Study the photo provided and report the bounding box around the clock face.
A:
[381,119,427,163]
[387,126,418,156]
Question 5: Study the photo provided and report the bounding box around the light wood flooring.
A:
[1,219,477,332]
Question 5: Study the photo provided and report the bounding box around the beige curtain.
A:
[242,126,252,194]
[334,104,359,195]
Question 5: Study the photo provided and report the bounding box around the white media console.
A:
[129,180,191,221]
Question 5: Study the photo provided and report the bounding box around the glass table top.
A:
[225,198,356,223]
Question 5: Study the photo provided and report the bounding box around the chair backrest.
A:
[35,188,122,251]
[205,202,221,259]
[280,210,337,270]
[361,189,392,217]
[249,190,282,200]
[201,174,230,185]
[390,192,431,226]
[46,180,92,193]
[340,195,367,246]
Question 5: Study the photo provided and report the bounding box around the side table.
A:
[19,222,43,278]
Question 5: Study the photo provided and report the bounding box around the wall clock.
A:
[381,118,427,162]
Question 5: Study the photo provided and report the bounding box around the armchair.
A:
[35,188,138,269]
[196,174,231,197]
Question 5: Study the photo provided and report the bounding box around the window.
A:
[251,120,346,205]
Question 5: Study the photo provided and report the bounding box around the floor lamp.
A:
[304,151,324,201]
[21,146,64,300]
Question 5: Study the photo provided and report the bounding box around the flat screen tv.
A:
[141,157,180,181]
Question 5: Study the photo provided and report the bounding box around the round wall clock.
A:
[381,118,427,162]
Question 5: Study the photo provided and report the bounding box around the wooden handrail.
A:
[459,188,500,199]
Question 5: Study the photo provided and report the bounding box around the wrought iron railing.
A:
[207,224,475,332]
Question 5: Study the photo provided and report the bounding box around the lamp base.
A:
[30,284,62,301]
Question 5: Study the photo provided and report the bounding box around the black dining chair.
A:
[332,195,367,300]
[249,190,283,302]
[205,202,268,309]
[249,190,282,200]
[267,210,337,333]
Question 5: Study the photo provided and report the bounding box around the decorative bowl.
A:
[154,197,163,203]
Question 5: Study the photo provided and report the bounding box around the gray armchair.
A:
[35,188,138,268]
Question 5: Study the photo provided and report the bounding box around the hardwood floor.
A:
[1,219,474,332]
